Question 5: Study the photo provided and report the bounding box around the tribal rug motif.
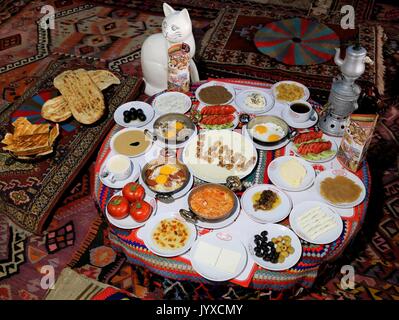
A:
[0,164,117,300]
[0,57,141,234]
[197,6,385,103]
[0,0,217,104]
[0,0,398,300]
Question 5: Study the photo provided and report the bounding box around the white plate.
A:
[280,104,318,129]
[271,81,310,103]
[142,213,197,257]
[235,89,275,114]
[268,156,316,192]
[247,224,302,271]
[139,170,194,200]
[99,158,140,189]
[105,191,157,230]
[242,125,289,151]
[182,130,258,183]
[195,82,235,105]
[152,91,192,115]
[180,193,241,230]
[290,134,337,163]
[241,184,292,223]
[110,128,153,158]
[114,101,154,128]
[190,232,248,282]
[289,201,343,244]
[314,169,366,208]
[197,104,239,130]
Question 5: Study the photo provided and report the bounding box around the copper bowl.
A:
[180,183,238,223]
[141,158,190,201]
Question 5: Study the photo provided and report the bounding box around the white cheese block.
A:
[215,248,242,274]
[279,159,306,187]
[193,241,221,267]
[298,207,338,240]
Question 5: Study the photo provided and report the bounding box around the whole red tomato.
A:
[122,182,145,203]
[107,196,130,219]
[130,200,152,223]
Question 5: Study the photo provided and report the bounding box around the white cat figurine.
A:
[141,3,199,96]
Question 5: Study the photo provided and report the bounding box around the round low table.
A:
[93,79,370,293]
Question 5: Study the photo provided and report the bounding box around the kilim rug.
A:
[45,267,136,300]
[0,164,119,300]
[0,57,141,234]
[1,0,398,300]
[197,6,385,103]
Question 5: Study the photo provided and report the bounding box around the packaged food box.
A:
[167,42,190,92]
[337,114,379,172]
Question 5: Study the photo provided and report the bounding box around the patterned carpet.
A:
[1,0,398,300]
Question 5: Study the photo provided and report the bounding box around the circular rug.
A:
[254,17,340,65]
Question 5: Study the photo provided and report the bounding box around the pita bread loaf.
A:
[88,70,120,90]
[41,96,73,122]
[54,69,105,125]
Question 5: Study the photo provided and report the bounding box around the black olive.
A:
[267,241,274,247]
[124,116,131,123]
[123,110,130,117]
[130,107,137,113]
[261,231,268,237]
[131,113,138,121]
[137,108,144,115]
[138,114,146,122]
[254,235,262,242]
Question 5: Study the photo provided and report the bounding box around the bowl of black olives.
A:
[114,101,154,128]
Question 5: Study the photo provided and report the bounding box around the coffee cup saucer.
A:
[99,157,140,189]
[280,104,318,129]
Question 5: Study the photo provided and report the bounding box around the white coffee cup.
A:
[105,154,132,182]
[288,100,314,123]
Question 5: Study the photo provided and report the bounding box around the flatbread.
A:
[41,70,119,123]
[88,70,120,90]
[41,96,72,122]
[54,69,105,125]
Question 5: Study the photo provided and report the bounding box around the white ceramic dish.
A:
[182,130,258,183]
[314,169,366,208]
[235,89,275,114]
[110,128,153,158]
[247,224,302,271]
[99,157,140,189]
[114,101,154,128]
[195,82,235,105]
[290,134,337,163]
[280,104,318,129]
[267,156,316,192]
[152,91,192,115]
[190,231,248,282]
[241,184,292,223]
[289,201,343,244]
[242,125,289,151]
[142,213,197,257]
[271,81,310,103]
[105,191,157,230]
[197,104,239,130]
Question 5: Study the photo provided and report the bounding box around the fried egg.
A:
[250,123,285,143]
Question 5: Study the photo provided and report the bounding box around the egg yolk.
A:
[155,174,168,184]
[267,134,281,142]
[160,165,177,175]
[165,130,176,139]
[175,121,184,131]
[255,125,268,134]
